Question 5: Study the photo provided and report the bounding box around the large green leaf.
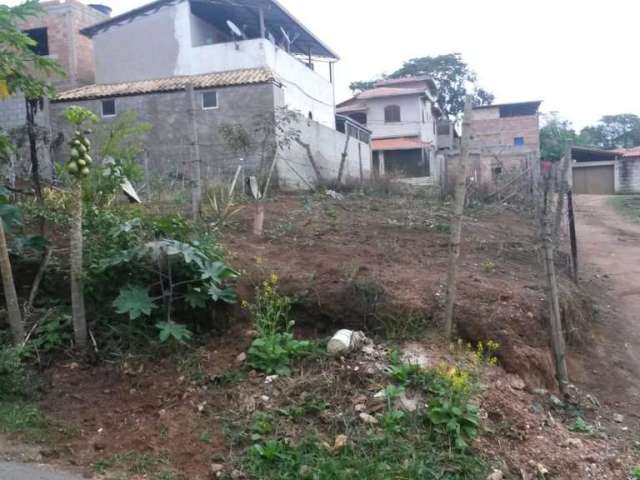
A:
[113,285,157,320]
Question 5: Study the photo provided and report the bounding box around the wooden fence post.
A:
[541,175,570,396]
[186,84,202,221]
[444,96,473,339]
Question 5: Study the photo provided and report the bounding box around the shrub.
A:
[0,347,25,399]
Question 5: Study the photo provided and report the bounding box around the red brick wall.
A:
[18,0,107,89]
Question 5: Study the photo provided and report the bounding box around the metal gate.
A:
[572,165,615,195]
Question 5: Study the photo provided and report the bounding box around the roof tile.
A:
[53,68,276,102]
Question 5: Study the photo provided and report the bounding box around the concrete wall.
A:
[616,157,640,194]
[48,81,361,190]
[178,39,335,128]
[50,82,279,180]
[93,2,182,84]
[277,115,372,190]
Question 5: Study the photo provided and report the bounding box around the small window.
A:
[23,28,49,56]
[202,91,218,110]
[514,137,525,146]
[101,99,116,117]
[384,105,401,123]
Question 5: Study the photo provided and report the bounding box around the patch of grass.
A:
[93,450,169,476]
[610,196,640,222]
[632,465,640,480]
[93,457,115,474]
[376,312,433,341]
[0,401,49,443]
[245,432,487,480]
[210,368,246,387]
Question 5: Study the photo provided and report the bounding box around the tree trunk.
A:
[0,220,23,344]
[444,97,473,339]
[26,98,45,234]
[253,203,265,237]
[70,184,87,349]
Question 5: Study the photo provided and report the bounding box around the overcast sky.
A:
[9,0,640,129]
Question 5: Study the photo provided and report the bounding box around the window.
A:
[23,28,49,56]
[384,105,401,123]
[101,99,116,117]
[202,91,218,110]
[514,137,525,146]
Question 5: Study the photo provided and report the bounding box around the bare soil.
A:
[569,195,640,418]
[2,192,639,479]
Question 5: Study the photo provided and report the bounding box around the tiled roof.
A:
[336,101,367,113]
[357,87,425,100]
[614,147,640,158]
[53,68,276,102]
[372,137,430,151]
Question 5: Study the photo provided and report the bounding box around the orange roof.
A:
[53,68,275,102]
[372,137,430,151]
[614,147,640,158]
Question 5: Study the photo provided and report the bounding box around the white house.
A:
[337,76,443,180]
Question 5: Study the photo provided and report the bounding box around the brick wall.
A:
[18,0,107,89]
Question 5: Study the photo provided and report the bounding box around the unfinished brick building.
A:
[469,101,541,193]
[0,0,109,129]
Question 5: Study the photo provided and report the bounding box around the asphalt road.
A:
[0,462,84,480]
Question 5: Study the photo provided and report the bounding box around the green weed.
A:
[245,275,312,375]
[245,433,487,480]
[0,401,48,442]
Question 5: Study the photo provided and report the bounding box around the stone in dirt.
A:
[486,470,504,480]
[509,376,526,391]
[236,352,247,364]
[210,463,224,476]
[359,412,378,425]
[613,413,624,423]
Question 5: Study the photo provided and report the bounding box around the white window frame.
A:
[101,99,117,118]
[202,91,219,110]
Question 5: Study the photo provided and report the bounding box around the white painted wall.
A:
[362,95,437,146]
[278,115,372,190]
[179,38,335,128]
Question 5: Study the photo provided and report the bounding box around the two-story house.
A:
[46,0,371,189]
[337,76,442,180]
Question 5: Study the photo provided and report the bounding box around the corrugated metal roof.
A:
[372,137,430,151]
[53,68,276,102]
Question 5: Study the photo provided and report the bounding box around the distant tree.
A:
[348,79,378,94]
[349,53,494,118]
[540,113,579,161]
[578,114,640,150]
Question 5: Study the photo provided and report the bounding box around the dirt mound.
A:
[224,194,595,390]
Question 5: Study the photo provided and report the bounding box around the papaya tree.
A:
[63,106,97,349]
